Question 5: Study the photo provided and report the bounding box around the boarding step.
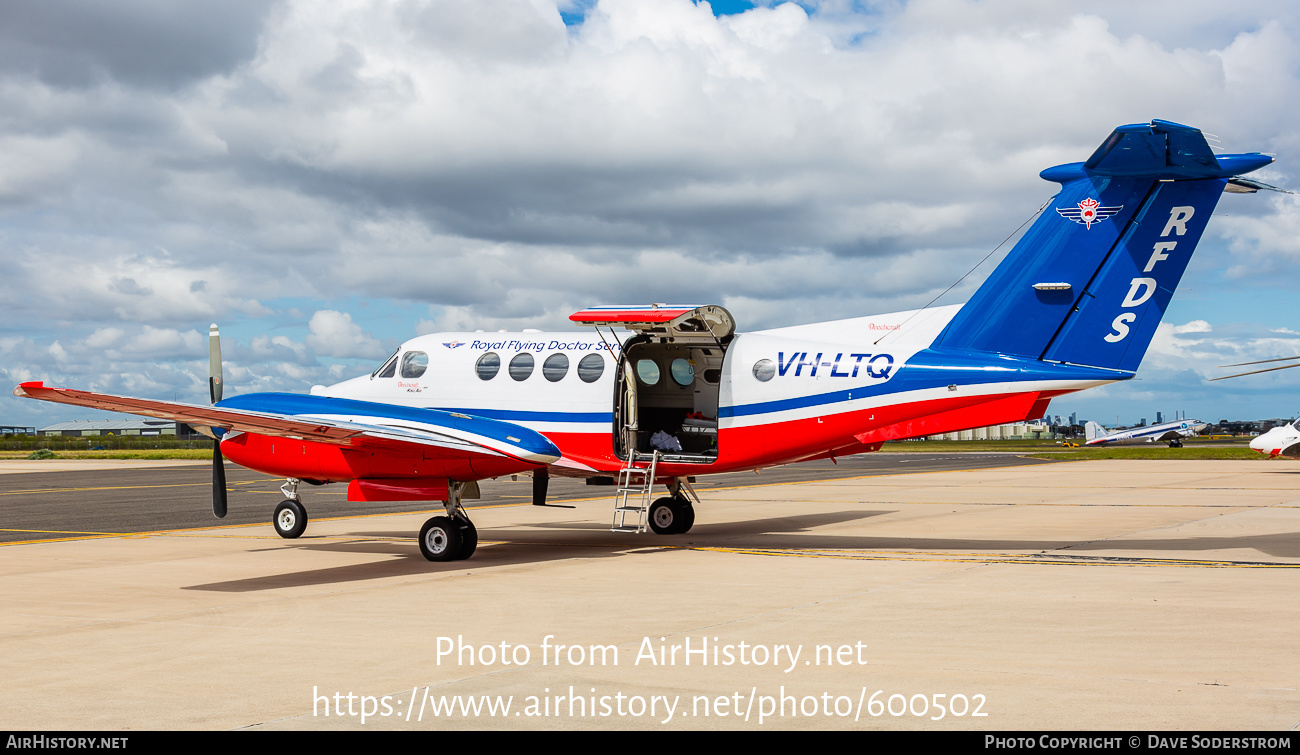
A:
[610,450,659,534]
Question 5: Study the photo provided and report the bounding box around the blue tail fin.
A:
[934,120,1272,373]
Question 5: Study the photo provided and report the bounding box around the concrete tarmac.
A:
[1,458,1298,731]
[0,453,1052,543]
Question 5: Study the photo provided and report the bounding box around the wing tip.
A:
[13,381,46,397]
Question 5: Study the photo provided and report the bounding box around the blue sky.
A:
[2,0,1299,429]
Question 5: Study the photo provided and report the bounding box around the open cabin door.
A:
[570,305,736,464]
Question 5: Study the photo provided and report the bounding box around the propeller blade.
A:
[208,323,223,404]
[1216,355,1300,368]
[212,441,228,518]
[1209,362,1300,380]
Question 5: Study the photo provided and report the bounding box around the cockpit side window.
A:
[400,351,429,378]
[372,350,399,379]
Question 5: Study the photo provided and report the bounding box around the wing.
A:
[13,382,559,465]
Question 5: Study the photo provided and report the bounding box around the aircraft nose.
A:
[1250,430,1282,456]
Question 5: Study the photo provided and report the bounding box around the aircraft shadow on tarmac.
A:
[182,508,1300,592]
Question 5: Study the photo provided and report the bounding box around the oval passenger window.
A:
[476,352,501,381]
[577,354,605,383]
[509,353,535,381]
[543,353,569,382]
[636,359,660,386]
[670,358,694,386]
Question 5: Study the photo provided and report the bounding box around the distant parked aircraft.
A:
[1249,420,1300,458]
[1084,419,1207,448]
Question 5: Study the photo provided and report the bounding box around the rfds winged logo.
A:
[1057,198,1123,230]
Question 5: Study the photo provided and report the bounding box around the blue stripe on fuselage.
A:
[216,393,561,457]
[718,349,1126,419]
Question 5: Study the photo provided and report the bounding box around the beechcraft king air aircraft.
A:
[14,120,1278,562]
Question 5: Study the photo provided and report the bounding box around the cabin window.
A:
[509,353,535,381]
[752,359,775,382]
[543,353,569,382]
[577,354,605,383]
[636,359,660,386]
[476,352,501,381]
[670,358,694,386]
[400,351,428,378]
[372,350,399,379]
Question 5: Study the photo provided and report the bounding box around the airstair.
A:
[611,450,659,533]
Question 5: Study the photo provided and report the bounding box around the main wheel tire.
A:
[676,500,696,534]
[273,499,308,539]
[419,516,463,562]
[456,519,478,560]
[648,496,694,535]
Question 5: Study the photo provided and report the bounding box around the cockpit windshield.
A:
[371,349,399,379]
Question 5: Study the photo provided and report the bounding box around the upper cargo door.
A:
[569,304,736,342]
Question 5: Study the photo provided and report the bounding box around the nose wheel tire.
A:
[418,516,478,561]
[648,496,695,535]
[273,500,308,539]
[421,515,481,562]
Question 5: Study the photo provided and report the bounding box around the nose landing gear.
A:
[273,478,308,539]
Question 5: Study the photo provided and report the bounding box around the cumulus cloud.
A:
[2,0,1299,425]
[305,310,386,359]
[1172,320,1212,334]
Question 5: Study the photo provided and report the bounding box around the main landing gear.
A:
[648,496,694,534]
[418,481,478,562]
[647,477,698,535]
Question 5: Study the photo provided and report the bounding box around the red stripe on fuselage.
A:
[218,388,1071,484]
[544,388,1074,477]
